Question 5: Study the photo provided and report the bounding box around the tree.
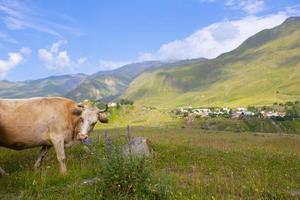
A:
[118,98,134,105]
[285,105,300,120]
[247,106,256,112]
[90,99,107,109]
[285,101,294,106]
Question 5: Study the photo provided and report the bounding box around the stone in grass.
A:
[81,177,101,185]
[0,167,8,177]
[82,145,91,154]
[289,189,300,197]
[122,137,151,157]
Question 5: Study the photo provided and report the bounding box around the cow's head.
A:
[77,105,108,141]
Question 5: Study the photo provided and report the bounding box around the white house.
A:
[237,107,247,112]
[108,102,117,107]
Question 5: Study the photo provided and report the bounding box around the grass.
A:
[1,125,299,199]
[192,117,300,134]
[97,144,169,199]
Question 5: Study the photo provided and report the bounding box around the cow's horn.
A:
[77,103,84,108]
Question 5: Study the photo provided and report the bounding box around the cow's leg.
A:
[52,138,67,175]
[0,167,8,177]
[34,145,50,170]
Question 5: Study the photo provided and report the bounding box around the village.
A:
[172,106,288,120]
[87,98,300,122]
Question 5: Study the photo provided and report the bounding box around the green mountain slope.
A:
[123,17,300,108]
[0,74,87,98]
[66,59,206,102]
[66,61,166,102]
[0,59,205,101]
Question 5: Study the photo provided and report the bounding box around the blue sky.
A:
[0,0,299,81]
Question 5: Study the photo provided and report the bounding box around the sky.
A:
[0,0,299,81]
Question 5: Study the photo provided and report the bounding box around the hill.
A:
[0,59,205,101]
[0,74,87,98]
[66,59,206,102]
[123,17,300,108]
[65,61,166,102]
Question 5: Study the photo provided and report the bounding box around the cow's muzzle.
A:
[78,133,88,141]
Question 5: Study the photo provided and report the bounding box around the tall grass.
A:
[97,144,170,199]
[0,126,299,199]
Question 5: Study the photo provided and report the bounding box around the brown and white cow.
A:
[0,97,108,176]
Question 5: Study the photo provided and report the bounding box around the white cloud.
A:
[77,57,87,65]
[138,53,156,62]
[20,47,31,55]
[98,60,131,70]
[50,40,67,53]
[0,47,31,78]
[225,0,265,14]
[200,0,265,14]
[139,12,290,61]
[200,0,216,2]
[38,40,86,71]
[0,0,81,37]
[0,32,18,44]
[285,4,300,16]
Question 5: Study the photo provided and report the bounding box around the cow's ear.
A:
[71,108,82,116]
[98,113,109,123]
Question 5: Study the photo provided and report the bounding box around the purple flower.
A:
[82,138,92,145]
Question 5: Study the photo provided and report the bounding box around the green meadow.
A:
[1,107,300,199]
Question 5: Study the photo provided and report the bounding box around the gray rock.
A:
[0,167,8,177]
[82,146,91,154]
[123,137,151,157]
[289,189,300,197]
[81,177,101,185]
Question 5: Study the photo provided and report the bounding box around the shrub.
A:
[90,99,107,109]
[97,145,169,200]
[247,106,257,112]
[285,101,294,106]
[118,98,134,105]
[285,106,300,119]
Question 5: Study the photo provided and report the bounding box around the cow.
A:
[0,97,108,176]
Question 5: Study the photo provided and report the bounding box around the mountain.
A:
[65,61,165,102]
[66,59,206,102]
[0,58,206,101]
[0,74,87,98]
[123,17,300,108]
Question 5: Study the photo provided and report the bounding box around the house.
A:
[231,111,242,119]
[222,107,230,113]
[260,111,286,119]
[242,111,255,116]
[108,102,117,107]
[192,109,210,117]
[237,107,247,112]
[277,112,286,118]
[260,111,267,118]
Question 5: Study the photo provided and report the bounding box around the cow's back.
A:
[0,97,78,150]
